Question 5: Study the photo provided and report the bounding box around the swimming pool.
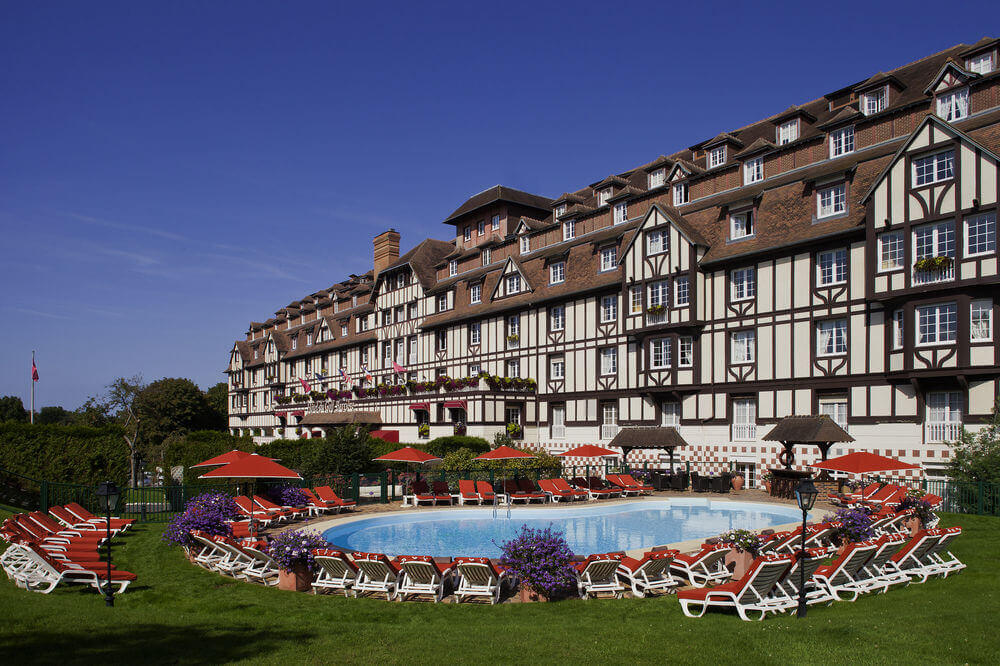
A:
[320,499,806,557]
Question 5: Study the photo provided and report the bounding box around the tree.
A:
[78,375,146,425]
[0,396,28,423]
[36,406,78,426]
[949,399,1000,484]
[133,378,219,453]
[205,382,229,428]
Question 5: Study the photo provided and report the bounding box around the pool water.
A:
[320,499,805,557]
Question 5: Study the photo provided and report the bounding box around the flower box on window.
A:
[506,423,523,438]
[292,394,309,403]
[646,304,667,315]
[418,423,430,439]
[507,334,520,344]
[913,256,954,271]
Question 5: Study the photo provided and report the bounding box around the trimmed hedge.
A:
[0,422,130,486]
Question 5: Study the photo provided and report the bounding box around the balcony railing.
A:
[912,264,955,285]
[732,423,757,441]
[551,424,566,439]
[645,311,667,326]
[601,424,620,440]
[925,421,962,443]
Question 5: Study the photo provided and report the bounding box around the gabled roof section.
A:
[922,60,979,95]
[443,185,553,224]
[489,257,533,301]
[853,71,905,93]
[233,341,251,362]
[591,174,628,190]
[772,105,817,124]
[817,105,862,130]
[860,114,1000,203]
[619,204,709,263]
[698,131,744,150]
[958,37,999,58]
[379,238,455,289]
[667,160,704,181]
[551,192,587,207]
[734,137,777,159]
[640,155,673,172]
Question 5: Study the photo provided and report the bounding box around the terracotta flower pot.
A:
[763,482,772,495]
[277,562,312,592]
[904,516,922,537]
[725,548,755,580]
[518,584,548,603]
[731,476,744,491]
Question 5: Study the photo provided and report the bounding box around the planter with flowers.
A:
[760,471,774,495]
[268,529,328,592]
[897,494,934,534]
[825,506,876,551]
[267,484,308,509]
[718,529,763,579]
[913,255,954,272]
[506,422,523,439]
[646,304,667,315]
[506,334,520,345]
[292,393,309,403]
[161,492,240,561]
[498,525,576,602]
[418,423,430,439]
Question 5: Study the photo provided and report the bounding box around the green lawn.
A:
[1,509,998,665]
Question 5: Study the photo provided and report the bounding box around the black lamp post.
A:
[95,480,120,607]
[793,477,819,618]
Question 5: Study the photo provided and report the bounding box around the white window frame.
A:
[862,86,887,116]
[708,146,726,168]
[878,231,905,272]
[661,401,680,427]
[673,182,688,206]
[777,119,799,145]
[967,52,993,75]
[340,324,348,336]
[506,274,521,295]
[646,229,667,255]
[463,226,472,242]
[912,150,955,187]
[598,188,612,206]
[648,280,669,308]
[437,293,448,312]
[629,286,643,314]
[550,305,565,332]
[674,276,689,306]
[731,330,755,364]
[550,356,565,380]
[829,125,855,158]
[744,157,763,184]
[916,302,958,346]
[816,319,848,357]
[925,391,962,443]
[817,183,847,218]
[600,347,618,376]
[506,359,520,378]
[892,310,904,349]
[678,336,693,367]
[551,405,566,439]
[491,214,500,231]
[914,220,956,262]
[600,295,618,323]
[730,212,753,240]
[481,248,491,266]
[469,322,481,346]
[506,315,519,338]
[732,398,757,441]
[436,330,447,352]
[613,202,627,224]
[600,246,618,272]
[650,337,671,369]
[971,299,993,342]
[549,261,565,285]
[649,169,666,189]
[730,268,756,302]
[817,249,848,286]
[563,220,576,241]
[520,235,530,254]
[478,219,485,235]
[936,88,969,122]
[818,396,849,429]
[965,212,996,257]
[449,260,457,277]
[470,283,482,304]
[600,402,618,439]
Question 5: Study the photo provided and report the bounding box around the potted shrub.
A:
[506,422,523,438]
[826,506,876,551]
[760,471,774,495]
[896,494,934,535]
[418,423,430,439]
[268,529,328,592]
[161,492,240,561]
[498,525,576,602]
[718,529,763,579]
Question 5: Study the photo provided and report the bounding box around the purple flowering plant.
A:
[825,505,876,544]
[896,495,934,528]
[267,484,308,507]
[719,529,764,556]
[162,492,240,547]
[498,525,577,598]
[267,529,329,572]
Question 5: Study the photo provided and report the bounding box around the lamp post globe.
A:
[793,477,818,618]
[95,480,120,607]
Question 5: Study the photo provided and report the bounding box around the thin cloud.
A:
[65,212,191,243]
[10,307,73,320]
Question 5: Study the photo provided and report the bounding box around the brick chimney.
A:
[373,229,401,280]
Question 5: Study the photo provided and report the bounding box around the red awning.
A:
[442,400,467,411]
[291,410,305,417]
[369,429,400,443]
[409,402,430,411]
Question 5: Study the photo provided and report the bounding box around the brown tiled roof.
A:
[591,174,628,189]
[817,105,861,130]
[762,415,854,444]
[699,131,744,149]
[640,155,673,172]
[551,192,587,206]
[734,137,776,159]
[233,341,251,362]
[609,427,689,450]
[443,185,553,223]
[380,238,454,288]
[606,185,644,202]
[284,331,378,360]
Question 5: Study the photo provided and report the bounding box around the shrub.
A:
[162,492,239,547]
[498,525,576,599]
[0,422,129,485]
[267,484,308,507]
[426,435,490,457]
[268,529,329,572]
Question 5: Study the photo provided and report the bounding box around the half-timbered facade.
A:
[228,39,1000,485]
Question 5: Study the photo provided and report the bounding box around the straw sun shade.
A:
[558,444,620,458]
[809,451,921,475]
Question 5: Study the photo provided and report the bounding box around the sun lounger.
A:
[253,495,304,520]
[670,543,731,587]
[190,532,230,570]
[16,545,136,594]
[922,526,965,577]
[298,489,340,515]
[570,477,617,500]
[47,506,117,534]
[63,502,134,531]
[605,475,642,497]
[884,529,943,584]
[771,547,834,608]
[239,543,281,586]
[620,474,654,493]
[458,480,482,505]
[515,478,548,503]
[829,482,882,505]
[588,476,623,498]
[431,481,456,505]
[233,496,278,526]
[396,555,455,602]
[854,533,910,592]
[475,481,499,504]
[575,553,626,599]
[407,481,440,506]
[502,479,536,504]
[312,549,357,595]
[677,554,795,621]
[352,552,402,600]
[537,478,581,502]
[616,550,680,597]
[811,539,881,601]
[313,486,357,511]
[550,478,589,501]
[454,557,512,604]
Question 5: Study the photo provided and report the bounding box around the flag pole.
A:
[30,350,35,425]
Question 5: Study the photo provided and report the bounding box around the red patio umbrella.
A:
[809,451,920,475]
[190,449,254,468]
[474,445,536,461]
[557,444,620,458]
[374,447,442,464]
[199,454,302,536]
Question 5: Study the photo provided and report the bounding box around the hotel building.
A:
[227,39,1000,485]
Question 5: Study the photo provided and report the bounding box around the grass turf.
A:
[1,509,997,665]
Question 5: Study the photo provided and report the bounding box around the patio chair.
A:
[454,557,512,604]
[407,481,439,506]
[575,553,626,599]
[537,478,578,502]
[677,554,795,621]
[311,549,357,595]
[883,529,943,584]
[569,477,615,500]
[605,475,642,497]
[239,544,281,586]
[396,555,455,602]
[190,532,230,570]
[550,478,588,500]
[845,484,899,507]
[352,552,402,600]
[210,536,255,576]
[669,474,685,491]
[299,489,340,515]
[253,495,305,521]
[475,481,499,504]
[922,526,965,577]
[829,482,882,506]
[854,533,910,592]
[431,481,456,505]
[503,479,535,504]
[47,506,116,534]
[16,545,136,595]
[616,550,680,597]
[12,515,106,551]
[620,474,654,493]
[63,502,135,531]
[712,475,731,494]
[457,480,482,505]
[233,496,277,526]
[811,540,881,601]
[516,478,548,503]
[313,486,357,511]
[588,476,623,498]
[771,548,834,608]
[27,512,110,544]
[670,543,732,587]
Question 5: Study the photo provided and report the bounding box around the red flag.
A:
[298,377,311,392]
[32,358,39,382]
[392,361,406,375]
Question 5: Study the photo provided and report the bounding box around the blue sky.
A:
[1,0,997,410]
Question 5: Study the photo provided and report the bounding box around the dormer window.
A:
[481,248,491,265]
[470,283,482,304]
[730,211,754,240]
[291,337,298,351]
[478,219,485,235]
[967,52,994,75]
[913,150,955,186]
[397,273,406,288]
[862,86,887,116]
[306,332,312,346]
[437,293,448,312]
[491,214,500,231]
[253,349,258,359]
[554,203,567,218]
[936,88,969,122]
[506,274,521,294]
[520,235,529,254]
[830,126,855,158]
[817,183,847,218]
[352,295,357,306]
[673,182,688,206]
[777,120,799,145]
[743,157,763,184]
[597,188,612,206]
[464,226,472,242]
[708,146,726,168]
[649,168,666,189]
[599,246,618,272]
[613,202,627,224]
[550,261,565,284]
[563,220,576,241]
[341,324,348,336]
[449,260,458,277]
